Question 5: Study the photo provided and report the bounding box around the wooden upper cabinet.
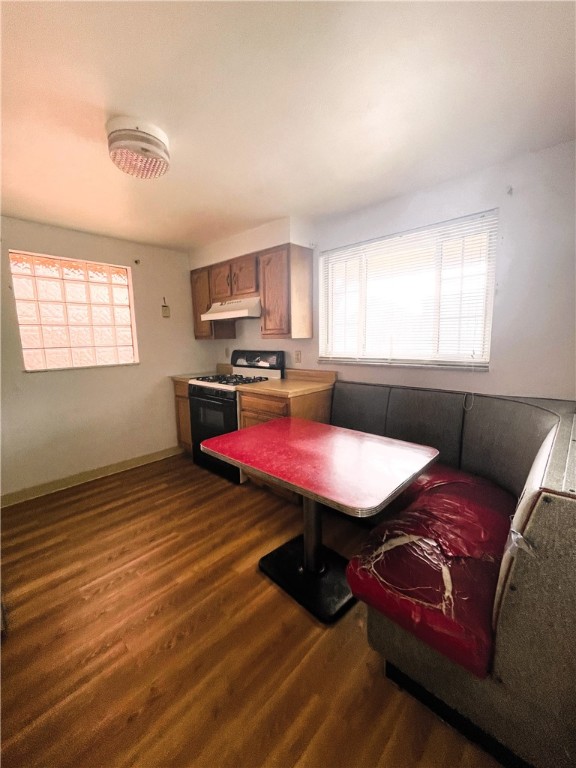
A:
[259,244,313,339]
[209,262,232,301]
[192,244,311,341]
[209,254,258,301]
[190,267,236,340]
[232,254,258,295]
[190,267,213,339]
[259,247,290,336]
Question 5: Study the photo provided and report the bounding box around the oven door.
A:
[189,390,240,483]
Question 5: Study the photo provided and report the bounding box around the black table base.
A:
[259,535,356,623]
[258,496,356,623]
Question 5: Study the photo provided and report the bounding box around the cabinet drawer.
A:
[240,412,278,429]
[240,394,289,417]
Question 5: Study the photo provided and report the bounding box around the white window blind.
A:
[319,210,498,369]
[9,250,139,371]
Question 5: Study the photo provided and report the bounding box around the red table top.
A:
[201,418,439,517]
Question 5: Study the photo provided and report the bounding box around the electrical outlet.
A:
[294,350,302,364]
[162,304,170,318]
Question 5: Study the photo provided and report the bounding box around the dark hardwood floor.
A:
[1,455,498,768]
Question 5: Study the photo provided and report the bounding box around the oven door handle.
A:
[190,393,235,408]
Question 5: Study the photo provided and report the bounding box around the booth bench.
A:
[330,381,576,768]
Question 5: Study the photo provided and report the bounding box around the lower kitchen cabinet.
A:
[173,379,192,452]
[239,389,331,428]
[239,392,289,428]
[237,379,334,502]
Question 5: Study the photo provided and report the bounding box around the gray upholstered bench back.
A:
[330,381,561,498]
[460,395,560,497]
[385,387,464,469]
[330,381,390,436]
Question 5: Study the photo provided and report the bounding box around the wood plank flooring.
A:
[1,455,499,768]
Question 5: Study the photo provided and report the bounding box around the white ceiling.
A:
[2,1,575,252]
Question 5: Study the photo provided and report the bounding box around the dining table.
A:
[201,417,439,623]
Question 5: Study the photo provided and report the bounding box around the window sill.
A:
[23,362,141,373]
[317,357,489,372]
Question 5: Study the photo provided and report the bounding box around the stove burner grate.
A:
[195,374,269,386]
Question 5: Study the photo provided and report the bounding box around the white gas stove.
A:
[188,350,284,392]
[188,350,285,483]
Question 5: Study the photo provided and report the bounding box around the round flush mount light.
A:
[106,117,170,179]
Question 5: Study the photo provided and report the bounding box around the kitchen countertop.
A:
[171,373,210,383]
[171,363,231,383]
[236,379,333,397]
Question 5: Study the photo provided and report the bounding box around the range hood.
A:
[201,296,261,321]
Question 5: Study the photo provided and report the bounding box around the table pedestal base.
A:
[258,535,356,624]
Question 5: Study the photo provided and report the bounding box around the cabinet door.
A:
[209,263,232,300]
[190,269,213,340]
[175,396,193,451]
[190,268,236,340]
[231,254,258,295]
[173,381,193,451]
[259,247,290,336]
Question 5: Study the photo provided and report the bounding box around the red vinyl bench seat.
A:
[346,464,517,677]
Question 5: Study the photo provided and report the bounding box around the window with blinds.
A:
[319,210,498,369]
[9,250,139,371]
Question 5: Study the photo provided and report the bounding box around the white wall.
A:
[209,141,576,399]
[1,217,223,496]
[5,141,573,497]
[314,141,575,398]
[190,216,318,269]
[191,218,292,268]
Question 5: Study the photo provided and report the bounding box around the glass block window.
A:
[9,251,139,371]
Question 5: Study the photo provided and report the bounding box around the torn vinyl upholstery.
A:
[346,464,516,677]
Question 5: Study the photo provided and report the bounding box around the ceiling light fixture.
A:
[106,117,170,179]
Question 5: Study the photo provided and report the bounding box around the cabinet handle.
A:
[227,273,230,287]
